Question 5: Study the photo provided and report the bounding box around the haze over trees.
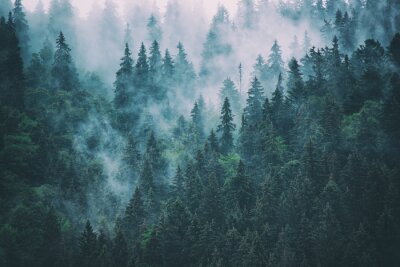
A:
[1,0,400,266]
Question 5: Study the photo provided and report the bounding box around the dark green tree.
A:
[111,230,128,267]
[114,43,134,109]
[227,160,255,211]
[217,97,236,155]
[78,221,98,267]
[244,76,264,125]
[51,31,79,91]
[13,0,29,61]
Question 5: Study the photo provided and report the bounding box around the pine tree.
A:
[134,42,149,91]
[175,42,196,97]
[190,101,205,140]
[252,55,267,82]
[1,12,25,109]
[122,135,141,171]
[244,76,264,125]
[79,221,98,267]
[171,165,184,198]
[162,49,174,85]
[158,198,190,266]
[140,158,155,193]
[237,0,256,29]
[207,129,219,154]
[144,131,166,177]
[51,31,79,91]
[111,230,128,267]
[267,40,284,82]
[13,0,29,62]
[199,172,224,225]
[286,58,305,106]
[219,78,241,115]
[123,187,145,243]
[114,43,134,109]
[217,97,236,155]
[148,40,163,100]
[147,14,162,42]
[227,160,255,211]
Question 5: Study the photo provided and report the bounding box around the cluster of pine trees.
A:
[1,0,400,267]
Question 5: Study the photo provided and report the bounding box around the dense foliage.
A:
[1,0,400,267]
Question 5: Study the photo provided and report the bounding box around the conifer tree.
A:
[171,165,184,198]
[162,49,174,85]
[147,14,162,42]
[267,40,284,82]
[140,158,155,193]
[13,0,29,61]
[217,97,236,155]
[51,31,79,91]
[228,160,255,211]
[286,58,304,106]
[134,42,149,91]
[207,129,219,154]
[219,78,241,115]
[190,101,205,140]
[111,230,128,267]
[1,12,25,109]
[149,40,163,100]
[79,221,98,267]
[114,43,134,109]
[244,76,264,125]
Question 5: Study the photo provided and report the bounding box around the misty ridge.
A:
[1,0,400,266]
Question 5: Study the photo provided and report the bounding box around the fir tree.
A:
[13,0,29,61]
[134,42,149,91]
[217,97,236,155]
[191,101,205,140]
[51,31,79,91]
[79,221,98,267]
[286,58,304,106]
[219,78,241,115]
[148,40,163,100]
[267,40,285,82]
[147,14,162,42]
[244,76,264,125]
[114,43,134,109]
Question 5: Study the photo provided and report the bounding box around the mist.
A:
[1,0,400,266]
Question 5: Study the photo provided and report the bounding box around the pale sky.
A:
[23,0,239,18]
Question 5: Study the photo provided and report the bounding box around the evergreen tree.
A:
[217,97,236,155]
[207,129,219,153]
[219,78,241,115]
[79,221,98,267]
[13,0,29,62]
[162,49,174,86]
[0,12,25,109]
[140,158,155,193]
[148,40,163,100]
[114,43,134,109]
[175,42,196,97]
[51,31,79,91]
[147,14,162,42]
[267,40,285,82]
[244,76,264,125]
[227,160,254,211]
[190,101,205,140]
[134,42,149,92]
[171,165,184,198]
[286,58,305,107]
[123,187,145,243]
[252,55,267,82]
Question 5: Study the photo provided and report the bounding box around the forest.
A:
[0,0,400,266]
